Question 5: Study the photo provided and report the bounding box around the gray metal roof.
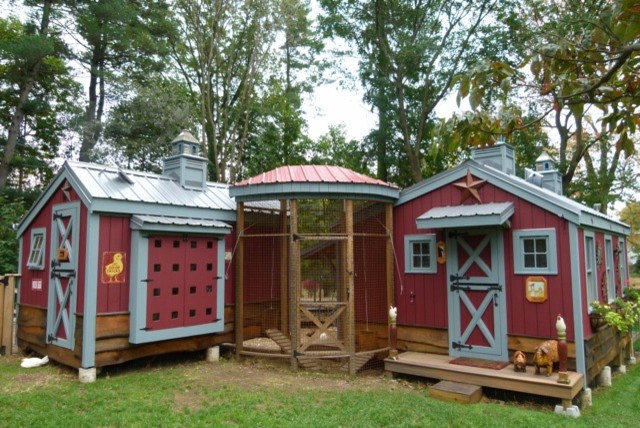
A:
[416,202,515,229]
[67,160,236,211]
[398,159,629,235]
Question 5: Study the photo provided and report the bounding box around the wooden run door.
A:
[145,236,219,331]
[446,229,508,361]
[46,202,80,350]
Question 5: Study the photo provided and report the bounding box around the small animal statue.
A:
[513,350,527,372]
[533,340,559,376]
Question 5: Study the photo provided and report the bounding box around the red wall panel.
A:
[96,215,132,314]
[20,182,87,314]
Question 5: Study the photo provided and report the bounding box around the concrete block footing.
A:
[79,367,96,383]
[206,346,220,362]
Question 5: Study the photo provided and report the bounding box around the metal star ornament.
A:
[453,169,486,203]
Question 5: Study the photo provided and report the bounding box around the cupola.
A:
[162,130,208,191]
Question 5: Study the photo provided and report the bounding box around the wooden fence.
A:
[0,274,19,355]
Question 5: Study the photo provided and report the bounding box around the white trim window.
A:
[604,236,615,302]
[584,231,598,310]
[513,228,558,275]
[404,234,437,273]
[27,227,46,270]
[618,238,628,291]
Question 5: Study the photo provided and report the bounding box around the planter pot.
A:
[590,314,607,331]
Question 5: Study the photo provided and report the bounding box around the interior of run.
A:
[235,198,392,374]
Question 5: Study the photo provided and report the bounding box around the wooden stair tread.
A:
[265,329,319,371]
[428,381,482,404]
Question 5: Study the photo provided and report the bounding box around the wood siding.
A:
[97,215,132,313]
[19,182,87,313]
[394,178,576,340]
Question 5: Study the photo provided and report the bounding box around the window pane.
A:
[420,242,430,255]
[536,254,547,268]
[524,254,535,267]
[413,255,422,268]
[523,239,534,253]
[421,255,430,267]
[412,242,421,255]
[535,238,546,252]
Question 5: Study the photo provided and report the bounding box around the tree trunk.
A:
[0,0,52,188]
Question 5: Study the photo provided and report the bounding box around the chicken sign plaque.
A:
[101,251,126,284]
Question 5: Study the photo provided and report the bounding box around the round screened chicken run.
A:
[229,166,399,374]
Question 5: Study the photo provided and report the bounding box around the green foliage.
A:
[103,78,195,172]
[0,190,40,275]
[620,202,640,254]
[308,125,370,174]
[591,296,640,334]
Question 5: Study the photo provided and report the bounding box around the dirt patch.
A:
[2,370,58,394]
[173,387,205,413]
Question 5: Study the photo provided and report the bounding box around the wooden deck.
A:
[385,352,584,401]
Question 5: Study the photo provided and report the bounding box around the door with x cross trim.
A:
[446,229,508,361]
[46,202,80,350]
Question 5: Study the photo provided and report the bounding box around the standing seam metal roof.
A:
[234,165,398,188]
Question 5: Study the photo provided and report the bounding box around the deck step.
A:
[340,352,374,373]
[428,381,483,404]
[265,328,319,370]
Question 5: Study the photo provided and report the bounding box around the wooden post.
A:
[0,275,16,355]
[280,200,288,335]
[289,199,300,370]
[235,202,244,358]
[345,200,355,375]
[385,203,394,311]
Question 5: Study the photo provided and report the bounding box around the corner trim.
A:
[81,213,100,368]
[568,223,587,388]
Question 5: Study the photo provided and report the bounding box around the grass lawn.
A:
[1,349,639,427]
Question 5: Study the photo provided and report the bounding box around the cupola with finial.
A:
[534,151,562,195]
[162,130,208,191]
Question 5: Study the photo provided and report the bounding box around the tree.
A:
[0,1,54,187]
[320,0,518,185]
[459,0,640,212]
[308,125,370,174]
[620,202,640,270]
[171,0,276,182]
[0,9,80,189]
[67,0,175,161]
[103,78,195,172]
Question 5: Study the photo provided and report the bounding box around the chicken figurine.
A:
[105,252,124,283]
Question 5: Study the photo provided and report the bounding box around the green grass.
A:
[1,353,640,427]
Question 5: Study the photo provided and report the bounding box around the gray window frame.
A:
[404,234,437,274]
[27,227,46,270]
[618,238,628,291]
[584,231,598,310]
[604,235,615,303]
[513,228,558,275]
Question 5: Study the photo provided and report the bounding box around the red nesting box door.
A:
[146,235,218,331]
[184,237,218,326]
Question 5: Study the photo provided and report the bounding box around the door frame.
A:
[46,201,81,350]
[446,227,508,361]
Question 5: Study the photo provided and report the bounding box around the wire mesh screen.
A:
[239,198,391,373]
[353,201,390,371]
[241,205,288,354]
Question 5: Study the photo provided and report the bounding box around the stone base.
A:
[616,364,627,374]
[79,367,96,383]
[554,405,581,418]
[598,366,612,387]
[577,388,592,409]
[629,356,636,365]
[206,346,220,363]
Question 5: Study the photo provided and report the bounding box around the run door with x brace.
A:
[46,202,80,350]
[446,229,508,361]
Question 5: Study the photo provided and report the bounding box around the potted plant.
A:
[589,301,609,331]
[590,298,640,334]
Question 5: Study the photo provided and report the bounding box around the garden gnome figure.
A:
[556,314,570,384]
[389,306,398,359]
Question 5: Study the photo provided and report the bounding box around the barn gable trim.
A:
[397,160,629,235]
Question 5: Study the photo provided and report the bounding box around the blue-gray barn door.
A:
[46,202,80,350]
[446,229,508,361]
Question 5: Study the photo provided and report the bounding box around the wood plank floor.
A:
[385,352,583,400]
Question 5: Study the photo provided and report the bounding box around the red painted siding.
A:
[393,177,577,340]
[225,232,235,305]
[97,216,131,314]
[19,181,87,313]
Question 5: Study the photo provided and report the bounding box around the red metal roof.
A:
[234,165,398,188]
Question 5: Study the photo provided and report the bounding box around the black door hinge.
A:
[452,341,473,350]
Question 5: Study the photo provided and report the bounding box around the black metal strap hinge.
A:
[47,333,57,342]
[140,326,152,331]
[141,278,153,283]
[452,341,473,350]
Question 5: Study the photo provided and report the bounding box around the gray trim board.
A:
[230,182,400,203]
[130,218,231,235]
[17,236,23,307]
[604,235,615,303]
[90,199,236,222]
[512,228,558,275]
[619,237,628,292]
[26,227,47,270]
[81,213,100,368]
[568,223,587,388]
[583,230,598,310]
[404,234,437,274]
